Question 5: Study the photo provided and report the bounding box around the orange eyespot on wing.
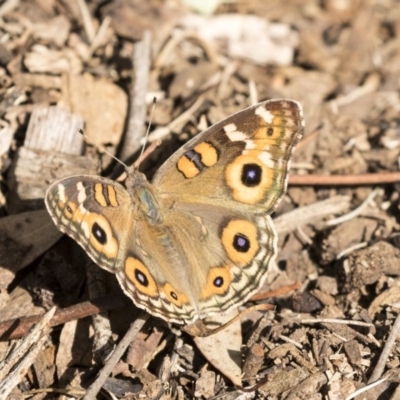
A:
[225,154,275,205]
[162,283,190,307]
[124,257,159,298]
[201,266,232,299]
[221,219,259,266]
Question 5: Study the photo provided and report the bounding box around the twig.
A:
[76,0,96,42]
[301,318,374,328]
[0,307,56,381]
[296,125,322,150]
[345,377,387,400]
[20,387,85,397]
[249,282,302,302]
[0,0,19,17]
[86,16,112,60]
[153,31,218,75]
[83,311,149,399]
[0,308,56,399]
[217,61,238,100]
[330,73,380,111]
[0,295,125,341]
[295,226,313,245]
[368,312,400,383]
[120,30,152,161]
[289,172,400,186]
[248,79,258,105]
[146,94,206,143]
[336,242,368,259]
[326,188,380,226]
[274,195,351,236]
[278,335,303,350]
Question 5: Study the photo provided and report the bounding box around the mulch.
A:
[1,0,400,399]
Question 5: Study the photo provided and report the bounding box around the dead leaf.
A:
[194,309,242,386]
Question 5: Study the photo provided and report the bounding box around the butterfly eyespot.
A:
[162,283,189,306]
[213,277,224,287]
[135,269,149,287]
[92,222,107,245]
[267,127,274,136]
[60,200,77,218]
[233,233,250,253]
[84,214,118,258]
[125,257,158,297]
[201,266,231,299]
[221,220,259,266]
[225,154,273,204]
[241,164,262,187]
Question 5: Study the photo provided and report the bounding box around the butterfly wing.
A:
[153,99,304,214]
[45,99,304,325]
[148,99,304,320]
[157,205,277,321]
[45,175,218,323]
[45,176,135,273]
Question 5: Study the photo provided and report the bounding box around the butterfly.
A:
[45,99,304,325]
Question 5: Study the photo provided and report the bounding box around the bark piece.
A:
[7,106,98,212]
[61,74,127,147]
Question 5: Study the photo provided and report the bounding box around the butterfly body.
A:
[46,99,304,324]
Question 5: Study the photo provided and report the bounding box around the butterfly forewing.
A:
[153,99,304,215]
[45,176,134,273]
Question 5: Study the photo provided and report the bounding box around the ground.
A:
[0,0,400,399]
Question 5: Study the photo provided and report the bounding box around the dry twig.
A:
[0,295,125,341]
[0,308,56,399]
[289,172,400,186]
[274,195,351,235]
[121,30,152,161]
[368,312,400,383]
[83,311,150,399]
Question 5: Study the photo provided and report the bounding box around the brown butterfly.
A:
[45,99,304,325]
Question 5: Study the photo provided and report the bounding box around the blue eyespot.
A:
[213,277,224,287]
[233,233,250,253]
[92,222,107,245]
[241,163,262,186]
[135,269,149,287]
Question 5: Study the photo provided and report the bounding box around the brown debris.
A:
[242,342,265,384]
[1,0,400,398]
[60,73,128,147]
[343,340,362,366]
[344,241,400,292]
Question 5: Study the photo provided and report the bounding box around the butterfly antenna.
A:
[136,97,157,169]
[78,129,130,170]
